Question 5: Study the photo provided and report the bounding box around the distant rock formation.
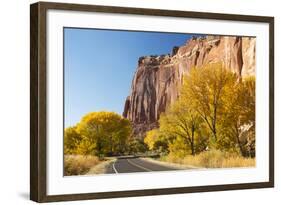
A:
[123,36,256,137]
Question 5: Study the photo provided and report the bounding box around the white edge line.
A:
[112,160,118,174]
[127,159,152,172]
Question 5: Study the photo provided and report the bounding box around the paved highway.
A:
[106,157,180,174]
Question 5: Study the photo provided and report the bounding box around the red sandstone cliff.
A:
[123,36,256,137]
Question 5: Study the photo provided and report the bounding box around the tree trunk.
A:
[191,126,195,156]
[235,126,245,157]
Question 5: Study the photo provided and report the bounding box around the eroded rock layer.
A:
[123,36,256,137]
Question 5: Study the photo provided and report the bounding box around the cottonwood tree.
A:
[64,126,82,154]
[75,111,132,157]
[220,77,255,156]
[159,98,203,156]
[144,129,168,154]
[180,63,238,147]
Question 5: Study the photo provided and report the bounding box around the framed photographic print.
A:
[30,1,274,202]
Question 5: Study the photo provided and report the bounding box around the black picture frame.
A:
[30,1,274,202]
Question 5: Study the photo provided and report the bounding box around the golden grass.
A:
[86,157,116,175]
[161,150,255,168]
[64,155,101,176]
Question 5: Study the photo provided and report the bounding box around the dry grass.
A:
[221,156,255,168]
[161,150,255,168]
[86,157,116,175]
[64,155,102,176]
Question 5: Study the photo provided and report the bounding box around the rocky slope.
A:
[123,35,256,137]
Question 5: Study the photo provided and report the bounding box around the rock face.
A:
[123,36,256,137]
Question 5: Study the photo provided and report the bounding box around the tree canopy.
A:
[64,111,132,157]
[144,63,255,158]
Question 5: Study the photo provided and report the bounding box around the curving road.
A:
[106,157,180,174]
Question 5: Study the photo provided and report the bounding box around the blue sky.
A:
[64,28,199,127]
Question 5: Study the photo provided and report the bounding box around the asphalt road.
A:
[106,157,179,174]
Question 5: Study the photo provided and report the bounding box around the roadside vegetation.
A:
[161,150,255,168]
[64,111,132,157]
[144,63,256,168]
[64,111,134,175]
[64,63,256,174]
[64,155,102,176]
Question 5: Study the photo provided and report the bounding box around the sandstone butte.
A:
[123,35,256,138]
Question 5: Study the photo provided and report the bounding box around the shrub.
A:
[64,155,101,176]
[162,150,255,168]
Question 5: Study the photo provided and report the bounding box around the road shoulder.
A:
[86,157,117,175]
[140,157,202,170]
